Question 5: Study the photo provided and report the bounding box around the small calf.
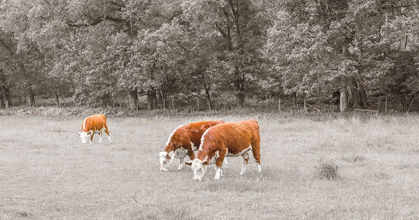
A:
[78,114,111,144]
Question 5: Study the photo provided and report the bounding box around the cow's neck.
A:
[197,149,212,162]
[164,144,175,153]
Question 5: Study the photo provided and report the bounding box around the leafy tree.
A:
[182,0,267,107]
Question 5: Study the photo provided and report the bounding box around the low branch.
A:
[67,15,126,27]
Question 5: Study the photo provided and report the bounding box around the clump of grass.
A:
[315,158,339,180]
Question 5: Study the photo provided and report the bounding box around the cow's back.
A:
[204,120,259,154]
[185,120,224,146]
[82,114,107,132]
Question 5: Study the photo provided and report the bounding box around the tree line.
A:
[0,0,418,112]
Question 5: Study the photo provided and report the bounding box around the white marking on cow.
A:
[159,151,169,172]
[223,157,228,168]
[240,152,250,175]
[166,125,183,147]
[226,145,252,157]
[82,117,87,130]
[214,167,221,180]
[257,164,262,173]
[191,158,207,181]
[191,142,197,151]
[98,128,105,143]
[199,127,213,150]
[174,147,188,159]
[178,156,185,170]
[168,151,175,164]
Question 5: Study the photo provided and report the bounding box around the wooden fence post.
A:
[278,98,281,112]
[377,97,381,114]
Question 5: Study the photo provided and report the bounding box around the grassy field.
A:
[1,113,419,219]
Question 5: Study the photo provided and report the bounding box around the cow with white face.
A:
[78,114,112,144]
[191,119,261,181]
[159,120,224,171]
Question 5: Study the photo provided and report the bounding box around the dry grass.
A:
[1,114,419,219]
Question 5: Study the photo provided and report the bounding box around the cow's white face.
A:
[78,131,91,144]
[191,158,208,181]
[159,151,175,171]
[159,152,169,171]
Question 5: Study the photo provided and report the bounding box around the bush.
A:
[315,158,339,180]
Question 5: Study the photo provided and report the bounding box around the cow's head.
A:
[159,151,175,171]
[191,156,209,181]
[78,131,92,144]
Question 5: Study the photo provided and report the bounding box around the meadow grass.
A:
[1,113,419,219]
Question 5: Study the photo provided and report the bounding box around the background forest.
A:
[0,0,419,112]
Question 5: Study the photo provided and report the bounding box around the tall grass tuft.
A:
[315,158,339,180]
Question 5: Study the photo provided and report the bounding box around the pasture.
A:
[1,114,419,219]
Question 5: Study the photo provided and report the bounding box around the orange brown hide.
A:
[164,120,225,160]
[196,119,261,168]
[81,114,110,141]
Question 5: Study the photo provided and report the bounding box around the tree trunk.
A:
[147,87,156,110]
[0,87,7,109]
[349,79,359,108]
[351,86,360,108]
[26,85,35,107]
[54,91,60,107]
[204,87,212,111]
[236,91,245,108]
[0,71,10,109]
[129,90,139,110]
[357,80,369,109]
[340,86,348,112]
[234,67,245,107]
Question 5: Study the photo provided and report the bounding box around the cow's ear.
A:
[166,154,171,160]
[77,132,81,136]
[185,161,192,166]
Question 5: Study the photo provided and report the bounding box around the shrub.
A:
[315,158,339,180]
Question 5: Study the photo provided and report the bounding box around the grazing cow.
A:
[78,114,112,144]
[191,119,261,181]
[159,120,224,171]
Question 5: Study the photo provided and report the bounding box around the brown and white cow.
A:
[191,119,261,181]
[78,114,112,144]
[159,120,224,171]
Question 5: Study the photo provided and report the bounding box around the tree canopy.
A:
[0,0,418,111]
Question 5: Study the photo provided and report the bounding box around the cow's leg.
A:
[104,123,111,142]
[98,129,103,143]
[214,153,225,180]
[178,156,185,170]
[90,130,95,144]
[222,157,228,168]
[251,140,262,173]
[240,152,250,175]
[187,145,195,160]
[184,147,195,166]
